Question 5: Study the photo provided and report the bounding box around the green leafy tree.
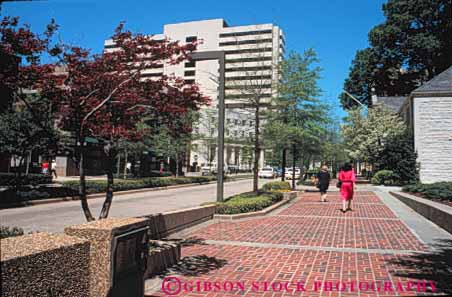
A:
[340,0,452,108]
[264,49,326,186]
[342,105,417,183]
[0,96,59,177]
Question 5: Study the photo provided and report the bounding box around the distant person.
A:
[41,161,49,176]
[316,165,331,202]
[51,159,58,179]
[338,162,356,213]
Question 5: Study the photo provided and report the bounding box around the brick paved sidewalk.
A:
[146,191,452,297]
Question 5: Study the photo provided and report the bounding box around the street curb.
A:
[389,191,452,235]
[213,191,299,220]
[0,176,252,209]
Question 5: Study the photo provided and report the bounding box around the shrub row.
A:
[0,173,52,187]
[0,225,24,239]
[371,170,402,186]
[214,191,284,214]
[0,176,218,206]
[261,181,291,192]
[402,182,452,200]
[62,176,217,194]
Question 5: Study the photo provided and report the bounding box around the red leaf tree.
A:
[41,23,209,221]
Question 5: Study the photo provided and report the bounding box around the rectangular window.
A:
[226,75,272,81]
[184,70,196,77]
[185,61,196,68]
[242,120,247,125]
[234,119,238,125]
[219,29,272,38]
[225,56,272,63]
[140,72,163,78]
[186,36,197,42]
[224,48,273,55]
[219,38,273,47]
[225,66,272,72]
[184,79,195,84]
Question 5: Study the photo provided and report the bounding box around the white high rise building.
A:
[105,19,285,172]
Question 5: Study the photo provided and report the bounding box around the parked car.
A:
[228,165,239,174]
[285,168,301,179]
[258,167,275,178]
[200,165,214,176]
[212,164,230,175]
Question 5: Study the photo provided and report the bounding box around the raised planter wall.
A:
[145,240,181,279]
[0,233,90,297]
[142,205,216,239]
[390,191,452,234]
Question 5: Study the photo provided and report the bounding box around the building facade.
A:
[375,66,452,183]
[105,19,285,172]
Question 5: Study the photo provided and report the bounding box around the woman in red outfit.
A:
[338,163,356,213]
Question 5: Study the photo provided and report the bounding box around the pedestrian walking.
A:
[316,165,331,202]
[41,161,49,176]
[338,162,356,213]
[51,159,58,179]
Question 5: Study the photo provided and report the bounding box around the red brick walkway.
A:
[146,191,446,296]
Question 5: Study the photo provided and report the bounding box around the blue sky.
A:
[3,0,387,119]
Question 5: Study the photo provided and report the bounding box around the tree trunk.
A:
[175,155,179,178]
[25,150,31,176]
[123,150,128,179]
[281,148,286,181]
[79,146,95,222]
[291,145,296,190]
[99,144,115,219]
[253,106,260,192]
[116,153,121,176]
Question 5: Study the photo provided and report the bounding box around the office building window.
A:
[186,36,197,42]
[184,70,196,77]
[185,61,196,68]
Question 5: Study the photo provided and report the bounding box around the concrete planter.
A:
[390,191,452,234]
[145,240,181,279]
[214,191,298,220]
[141,205,216,239]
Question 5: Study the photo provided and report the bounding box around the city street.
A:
[0,178,268,233]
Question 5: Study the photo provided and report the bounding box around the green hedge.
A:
[0,226,24,239]
[402,182,452,200]
[261,181,291,192]
[0,173,52,187]
[61,176,217,194]
[371,170,401,186]
[214,191,283,214]
[0,176,217,206]
[297,180,314,186]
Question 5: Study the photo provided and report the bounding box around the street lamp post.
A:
[343,90,368,109]
[189,51,226,202]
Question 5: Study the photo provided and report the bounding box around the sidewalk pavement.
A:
[145,186,452,296]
